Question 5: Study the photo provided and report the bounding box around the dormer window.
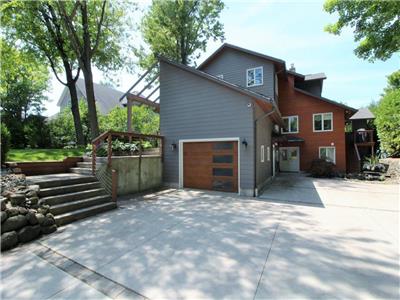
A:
[247,66,263,87]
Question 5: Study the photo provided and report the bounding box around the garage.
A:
[182,140,238,193]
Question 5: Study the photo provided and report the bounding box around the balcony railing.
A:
[354,129,374,145]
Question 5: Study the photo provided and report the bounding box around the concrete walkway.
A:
[1,178,399,299]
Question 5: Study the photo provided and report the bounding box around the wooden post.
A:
[107,134,112,167]
[92,143,97,176]
[138,139,142,192]
[111,169,118,202]
[127,99,132,133]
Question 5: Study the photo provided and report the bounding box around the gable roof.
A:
[350,107,375,120]
[57,78,124,114]
[159,56,284,125]
[198,43,286,71]
[294,87,356,112]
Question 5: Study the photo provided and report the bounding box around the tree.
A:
[137,0,225,68]
[374,89,400,157]
[384,70,400,93]
[57,0,135,139]
[324,0,400,61]
[1,0,85,146]
[0,40,50,147]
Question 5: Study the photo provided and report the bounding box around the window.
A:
[260,145,265,162]
[213,168,233,176]
[282,116,299,133]
[267,146,270,161]
[213,155,233,163]
[247,66,263,87]
[216,74,224,79]
[319,147,336,164]
[314,113,333,132]
[213,142,233,150]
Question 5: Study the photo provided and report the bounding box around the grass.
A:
[7,148,86,162]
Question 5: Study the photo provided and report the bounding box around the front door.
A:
[279,147,300,172]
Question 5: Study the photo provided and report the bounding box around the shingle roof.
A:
[350,107,375,120]
[57,78,124,114]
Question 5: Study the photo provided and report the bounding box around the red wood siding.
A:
[278,75,347,172]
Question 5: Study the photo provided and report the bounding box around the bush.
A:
[1,123,11,164]
[309,159,335,178]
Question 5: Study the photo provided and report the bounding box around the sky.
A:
[43,0,399,116]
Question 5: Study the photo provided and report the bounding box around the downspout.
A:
[253,106,275,197]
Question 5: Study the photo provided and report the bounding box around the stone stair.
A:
[27,173,116,227]
[70,157,105,175]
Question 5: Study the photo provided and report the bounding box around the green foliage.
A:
[309,159,335,178]
[24,115,51,148]
[0,39,50,148]
[1,124,11,163]
[384,70,400,93]
[7,148,85,162]
[137,0,225,67]
[324,0,400,61]
[49,103,159,147]
[374,88,400,157]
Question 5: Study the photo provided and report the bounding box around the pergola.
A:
[118,62,160,132]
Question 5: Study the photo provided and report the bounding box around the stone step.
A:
[55,202,117,226]
[39,182,102,198]
[40,188,108,206]
[70,167,93,175]
[27,174,98,189]
[50,195,112,215]
[76,162,105,169]
[83,156,107,163]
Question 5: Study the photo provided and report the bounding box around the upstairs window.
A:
[282,116,299,133]
[247,66,263,87]
[313,113,333,132]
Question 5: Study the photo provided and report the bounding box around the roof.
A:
[294,87,356,112]
[159,56,284,125]
[288,70,326,81]
[350,107,375,120]
[198,43,286,71]
[57,78,124,114]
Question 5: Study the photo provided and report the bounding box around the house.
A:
[57,78,125,115]
[158,43,358,196]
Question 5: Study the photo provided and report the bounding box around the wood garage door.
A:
[183,141,238,192]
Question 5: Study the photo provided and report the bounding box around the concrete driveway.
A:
[1,177,399,299]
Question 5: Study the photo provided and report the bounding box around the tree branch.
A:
[91,0,107,56]
[45,53,68,86]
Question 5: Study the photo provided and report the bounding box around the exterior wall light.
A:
[170,143,177,150]
[242,139,248,148]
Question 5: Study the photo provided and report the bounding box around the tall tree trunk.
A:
[66,82,85,146]
[81,64,99,139]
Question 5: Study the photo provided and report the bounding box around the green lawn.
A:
[8,148,86,162]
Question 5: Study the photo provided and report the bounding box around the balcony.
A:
[354,130,375,146]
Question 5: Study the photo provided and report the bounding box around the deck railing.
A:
[91,130,164,201]
[354,130,374,145]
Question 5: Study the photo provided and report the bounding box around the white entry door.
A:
[280,147,300,172]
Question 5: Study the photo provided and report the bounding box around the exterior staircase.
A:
[70,157,105,175]
[27,168,116,226]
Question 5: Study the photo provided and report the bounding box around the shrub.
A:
[309,159,335,178]
[1,123,11,164]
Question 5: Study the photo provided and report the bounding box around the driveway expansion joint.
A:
[33,242,147,300]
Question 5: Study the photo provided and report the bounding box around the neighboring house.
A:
[159,43,360,196]
[57,78,125,115]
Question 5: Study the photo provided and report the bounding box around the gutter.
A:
[253,107,275,197]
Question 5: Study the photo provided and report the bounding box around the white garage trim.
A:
[178,137,241,194]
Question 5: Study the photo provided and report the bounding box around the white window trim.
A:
[319,146,336,164]
[267,146,270,161]
[281,115,299,134]
[261,145,265,163]
[313,112,333,132]
[178,138,241,195]
[246,66,263,87]
[216,74,224,79]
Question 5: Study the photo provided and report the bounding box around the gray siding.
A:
[160,61,255,194]
[201,48,275,98]
[255,104,273,191]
